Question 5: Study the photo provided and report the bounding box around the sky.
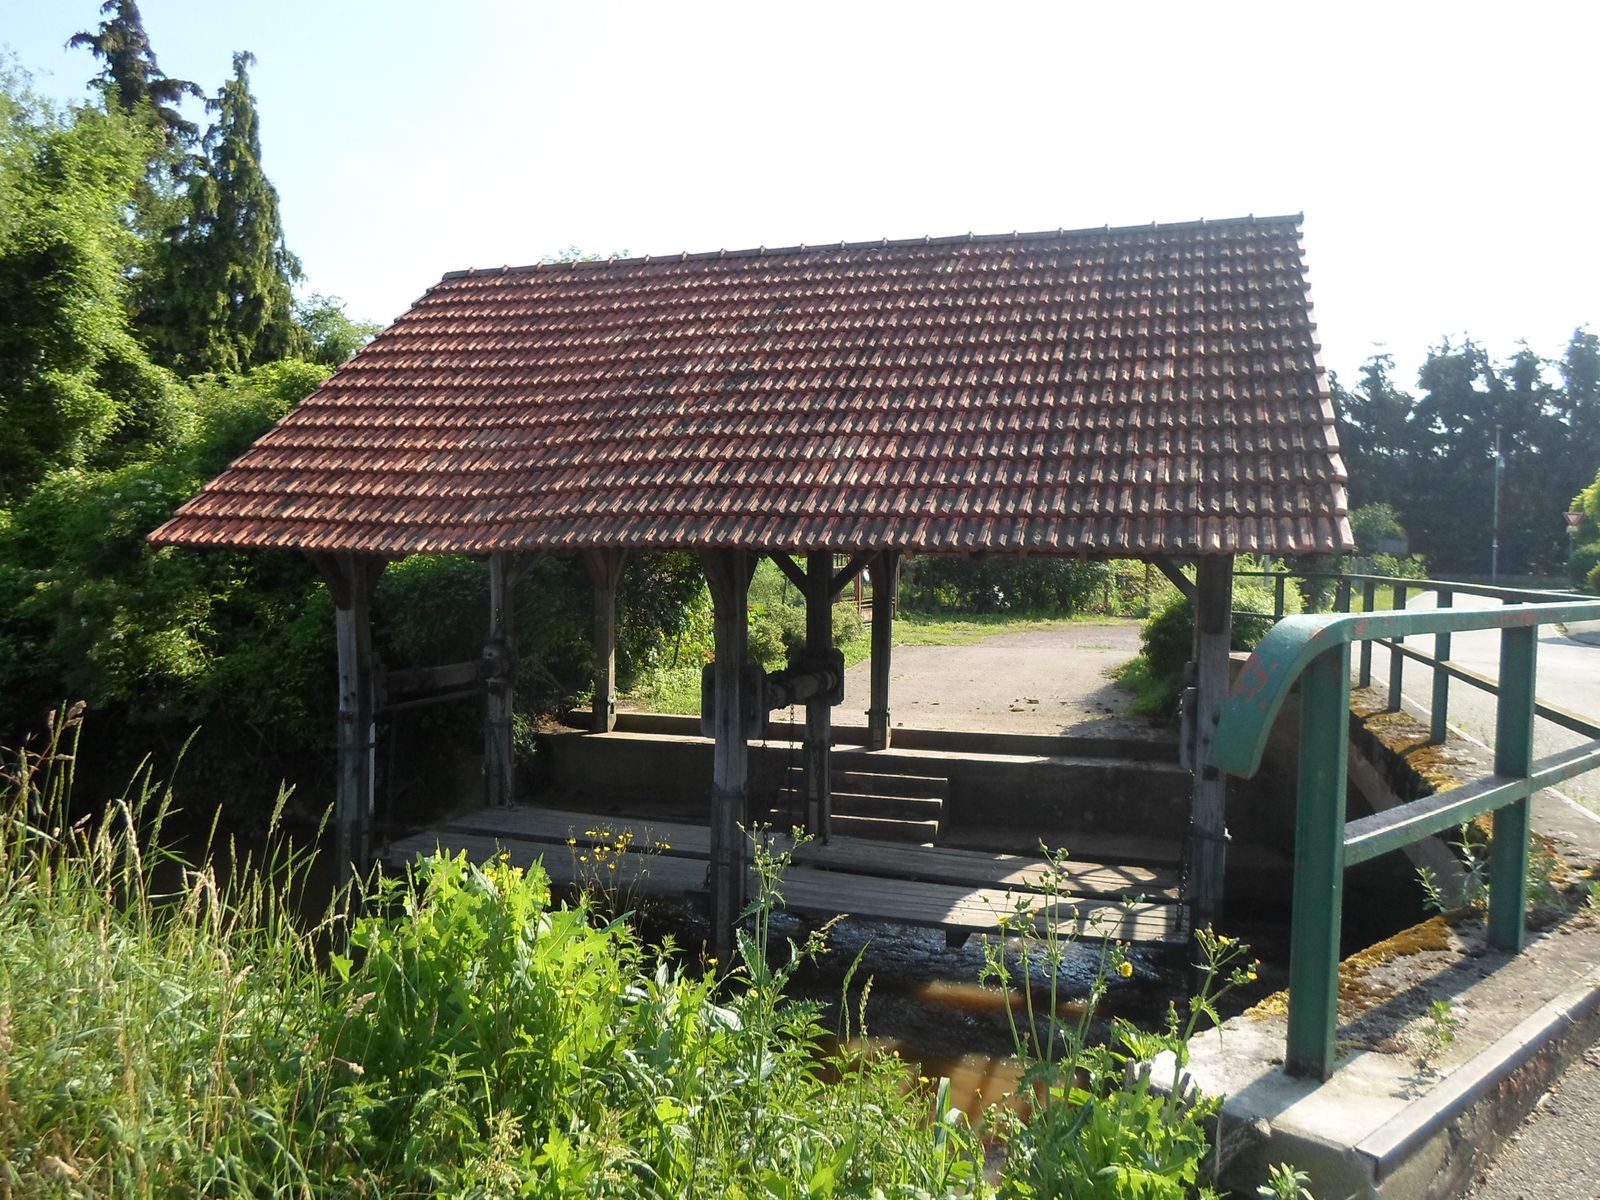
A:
[4,0,1596,388]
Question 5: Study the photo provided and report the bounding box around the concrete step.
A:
[830,792,945,822]
[784,765,949,800]
[828,813,940,844]
[606,711,1180,764]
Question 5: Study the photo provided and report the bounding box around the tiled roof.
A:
[151,215,1351,557]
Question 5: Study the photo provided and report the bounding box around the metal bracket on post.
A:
[698,549,755,968]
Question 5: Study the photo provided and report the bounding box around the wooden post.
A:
[867,550,900,751]
[1189,554,1234,930]
[804,551,834,839]
[699,549,754,966]
[585,549,628,732]
[484,551,518,808]
[323,552,379,885]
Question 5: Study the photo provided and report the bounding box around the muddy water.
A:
[637,898,1303,1125]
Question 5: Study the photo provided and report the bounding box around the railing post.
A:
[1431,588,1453,745]
[1335,576,1352,613]
[1358,579,1376,687]
[1488,623,1537,952]
[1286,641,1352,1080]
[1274,573,1286,619]
[1386,584,1408,712]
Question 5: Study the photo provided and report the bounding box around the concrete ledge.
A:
[1361,967,1600,1198]
[603,710,1179,762]
[1158,913,1600,1200]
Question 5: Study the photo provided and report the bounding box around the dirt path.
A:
[840,621,1159,740]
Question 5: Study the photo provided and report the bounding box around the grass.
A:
[1346,584,1409,613]
[0,713,983,1197]
[894,610,1137,646]
[1109,656,1175,719]
[1,711,1260,1198]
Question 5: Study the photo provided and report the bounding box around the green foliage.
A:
[1257,1163,1316,1200]
[901,556,1111,615]
[1335,336,1600,576]
[1109,655,1171,720]
[0,719,984,1197]
[0,360,331,808]
[0,81,186,499]
[980,853,1257,1200]
[1348,502,1405,554]
[68,0,203,148]
[1113,568,1278,720]
[142,52,301,375]
[294,292,380,366]
[1571,463,1600,589]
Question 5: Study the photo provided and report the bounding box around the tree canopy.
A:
[69,0,202,148]
[1334,332,1600,576]
[143,52,302,374]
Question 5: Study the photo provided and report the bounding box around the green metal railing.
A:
[1237,570,1594,749]
[1209,594,1600,1080]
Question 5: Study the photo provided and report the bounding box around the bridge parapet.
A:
[1211,592,1600,1080]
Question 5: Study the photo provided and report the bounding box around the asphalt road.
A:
[1387,593,1600,814]
[1465,1044,1600,1200]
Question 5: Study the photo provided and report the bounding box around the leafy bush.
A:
[1348,502,1405,555]
[982,854,1258,1200]
[0,718,983,1197]
[1365,552,1428,580]
[748,599,806,669]
[900,556,1110,615]
[1117,574,1278,719]
[1140,595,1274,684]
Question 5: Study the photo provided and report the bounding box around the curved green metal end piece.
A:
[1209,615,1329,779]
[1208,598,1600,781]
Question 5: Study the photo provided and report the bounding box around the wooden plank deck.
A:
[384,805,1186,945]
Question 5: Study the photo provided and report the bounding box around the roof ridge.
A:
[440,213,1306,281]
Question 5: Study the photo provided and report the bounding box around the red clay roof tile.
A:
[151,215,1350,557]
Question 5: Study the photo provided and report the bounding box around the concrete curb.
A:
[1360,968,1600,1196]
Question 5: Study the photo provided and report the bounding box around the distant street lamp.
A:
[1491,425,1503,582]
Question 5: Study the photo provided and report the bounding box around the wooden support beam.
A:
[768,552,807,592]
[699,549,755,966]
[584,549,628,732]
[1188,555,1234,930]
[867,549,900,751]
[805,551,835,840]
[830,551,874,598]
[319,552,381,885]
[1152,555,1197,603]
[483,551,519,808]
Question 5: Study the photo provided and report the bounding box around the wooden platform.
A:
[383,805,1187,945]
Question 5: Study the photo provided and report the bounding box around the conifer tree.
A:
[69,0,201,150]
[147,52,301,374]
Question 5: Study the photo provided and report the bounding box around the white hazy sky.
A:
[5,0,1597,387]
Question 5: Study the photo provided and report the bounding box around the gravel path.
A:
[840,621,1158,741]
